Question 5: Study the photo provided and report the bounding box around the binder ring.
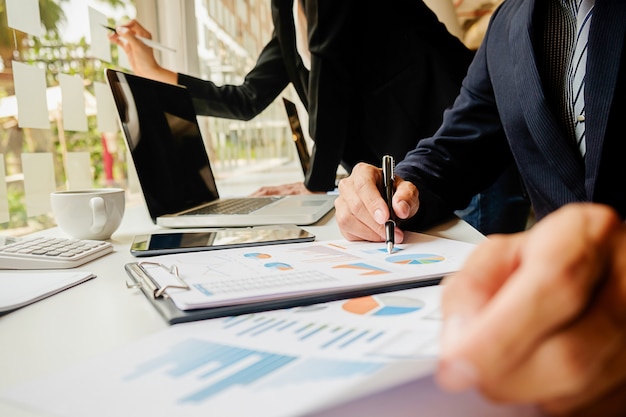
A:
[127,261,190,299]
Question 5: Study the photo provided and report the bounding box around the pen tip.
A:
[387,242,393,254]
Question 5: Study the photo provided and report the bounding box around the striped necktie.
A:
[543,1,577,143]
[568,0,595,157]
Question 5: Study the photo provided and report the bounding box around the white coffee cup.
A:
[50,188,125,240]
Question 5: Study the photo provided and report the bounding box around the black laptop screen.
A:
[106,70,219,221]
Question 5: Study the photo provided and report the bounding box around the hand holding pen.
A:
[104,20,179,85]
[102,24,176,53]
[335,161,419,244]
[382,155,396,254]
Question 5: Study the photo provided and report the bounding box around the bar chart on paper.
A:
[124,338,386,404]
[1,286,445,417]
[221,313,388,350]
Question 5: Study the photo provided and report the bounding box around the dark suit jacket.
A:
[396,0,626,229]
[177,0,473,191]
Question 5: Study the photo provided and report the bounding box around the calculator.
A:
[0,236,113,269]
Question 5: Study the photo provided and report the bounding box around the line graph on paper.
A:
[285,244,361,264]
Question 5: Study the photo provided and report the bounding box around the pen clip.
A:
[382,155,394,186]
[382,155,395,206]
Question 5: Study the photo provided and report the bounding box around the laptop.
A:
[282,97,310,176]
[105,69,336,228]
[282,97,347,186]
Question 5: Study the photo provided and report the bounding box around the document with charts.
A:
[127,232,477,311]
[0,285,537,417]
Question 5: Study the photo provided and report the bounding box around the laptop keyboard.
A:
[190,197,280,215]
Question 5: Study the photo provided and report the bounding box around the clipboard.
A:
[122,233,478,325]
[124,261,442,325]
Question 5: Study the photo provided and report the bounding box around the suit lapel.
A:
[510,0,586,199]
[584,0,626,197]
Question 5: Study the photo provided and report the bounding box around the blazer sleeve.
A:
[303,0,356,191]
[177,35,291,121]
[395,35,515,230]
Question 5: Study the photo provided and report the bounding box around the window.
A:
[0,0,498,237]
[0,0,137,236]
[0,0,301,237]
[186,0,300,181]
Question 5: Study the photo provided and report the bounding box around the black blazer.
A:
[178,0,473,191]
[396,0,626,228]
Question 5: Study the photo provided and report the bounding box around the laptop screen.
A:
[282,98,310,176]
[106,70,219,221]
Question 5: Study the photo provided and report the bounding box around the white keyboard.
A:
[0,236,113,269]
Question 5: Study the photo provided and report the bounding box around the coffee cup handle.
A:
[89,197,106,234]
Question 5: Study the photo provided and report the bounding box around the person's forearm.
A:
[147,68,177,85]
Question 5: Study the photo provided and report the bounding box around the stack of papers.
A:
[1,285,444,416]
[0,285,541,416]
[0,271,95,313]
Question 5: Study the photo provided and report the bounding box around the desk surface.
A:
[0,202,484,417]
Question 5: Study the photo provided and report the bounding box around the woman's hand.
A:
[107,19,177,84]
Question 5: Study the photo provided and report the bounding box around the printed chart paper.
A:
[133,232,477,310]
[1,285,445,417]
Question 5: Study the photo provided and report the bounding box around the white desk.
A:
[0,202,484,417]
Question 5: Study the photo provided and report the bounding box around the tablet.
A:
[130,225,315,257]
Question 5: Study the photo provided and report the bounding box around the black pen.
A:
[382,155,396,254]
[101,24,176,53]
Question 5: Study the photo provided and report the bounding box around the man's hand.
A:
[334,162,419,243]
[437,203,626,416]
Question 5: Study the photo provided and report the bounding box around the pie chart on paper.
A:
[244,252,272,259]
[342,294,425,316]
[264,262,293,271]
[385,253,445,265]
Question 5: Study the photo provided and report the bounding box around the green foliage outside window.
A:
[0,0,133,235]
